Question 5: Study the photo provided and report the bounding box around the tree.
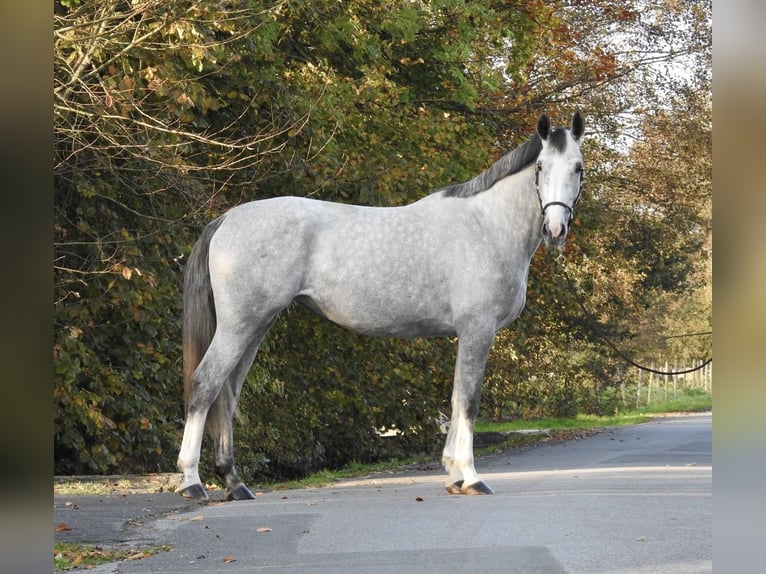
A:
[54,0,307,472]
[480,0,712,419]
[609,82,712,367]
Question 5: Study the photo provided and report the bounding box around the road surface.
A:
[54,413,711,573]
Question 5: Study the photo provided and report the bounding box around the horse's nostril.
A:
[542,220,567,243]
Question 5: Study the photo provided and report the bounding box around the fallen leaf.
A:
[127,552,148,560]
[415,497,424,502]
[256,527,272,533]
[223,556,236,562]
[56,523,72,532]
[190,515,204,521]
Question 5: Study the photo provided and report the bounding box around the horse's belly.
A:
[295,292,456,338]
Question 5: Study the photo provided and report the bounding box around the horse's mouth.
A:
[543,233,567,248]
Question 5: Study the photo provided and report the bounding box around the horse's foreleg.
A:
[442,329,495,495]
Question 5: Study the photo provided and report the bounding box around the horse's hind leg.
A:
[442,328,495,495]
[177,328,262,501]
[206,333,264,501]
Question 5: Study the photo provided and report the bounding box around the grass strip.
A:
[54,542,171,571]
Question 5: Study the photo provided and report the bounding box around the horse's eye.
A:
[574,164,583,173]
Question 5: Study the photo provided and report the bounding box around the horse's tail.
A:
[182,215,226,416]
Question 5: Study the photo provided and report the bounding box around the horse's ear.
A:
[537,113,551,141]
[571,109,585,140]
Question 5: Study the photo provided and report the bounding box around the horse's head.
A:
[535,110,585,247]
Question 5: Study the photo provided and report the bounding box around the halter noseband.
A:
[534,161,584,223]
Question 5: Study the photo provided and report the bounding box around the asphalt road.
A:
[54,413,711,573]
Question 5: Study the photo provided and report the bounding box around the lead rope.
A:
[556,250,712,376]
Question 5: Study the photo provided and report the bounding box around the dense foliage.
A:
[54,0,711,481]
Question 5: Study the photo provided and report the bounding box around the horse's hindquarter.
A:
[206,198,321,324]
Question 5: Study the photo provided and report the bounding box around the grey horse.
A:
[177,111,585,501]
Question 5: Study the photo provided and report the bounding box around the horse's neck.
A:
[473,168,543,261]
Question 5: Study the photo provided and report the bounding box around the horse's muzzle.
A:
[542,220,568,247]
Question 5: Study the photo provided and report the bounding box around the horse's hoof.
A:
[445,480,464,495]
[178,483,209,501]
[224,483,256,501]
[461,480,495,495]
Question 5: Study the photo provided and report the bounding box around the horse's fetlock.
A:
[214,459,234,479]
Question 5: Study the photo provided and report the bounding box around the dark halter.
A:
[534,161,584,223]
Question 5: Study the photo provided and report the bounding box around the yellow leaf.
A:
[127,552,148,560]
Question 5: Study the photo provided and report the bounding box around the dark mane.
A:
[441,134,543,198]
